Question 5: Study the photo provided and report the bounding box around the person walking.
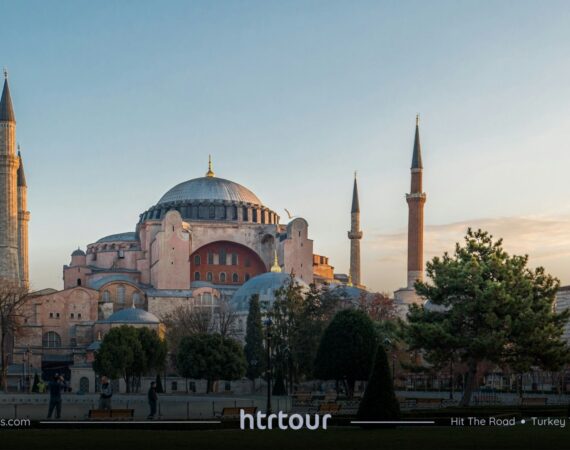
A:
[46,375,65,419]
[147,381,158,419]
[99,376,113,410]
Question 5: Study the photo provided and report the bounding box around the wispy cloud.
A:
[365,214,570,292]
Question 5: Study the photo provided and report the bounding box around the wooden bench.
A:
[521,397,547,406]
[220,406,257,420]
[88,409,135,420]
[317,403,341,414]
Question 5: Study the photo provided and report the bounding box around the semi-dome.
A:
[105,307,159,324]
[230,272,309,312]
[157,176,262,206]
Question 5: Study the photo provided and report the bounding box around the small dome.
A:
[230,272,308,312]
[105,308,159,324]
[72,248,86,257]
[157,177,262,206]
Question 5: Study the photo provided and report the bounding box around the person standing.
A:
[147,381,158,419]
[46,375,65,419]
[99,376,113,410]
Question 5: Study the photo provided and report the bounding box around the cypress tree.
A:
[357,344,401,423]
[244,295,265,387]
[155,374,164,393]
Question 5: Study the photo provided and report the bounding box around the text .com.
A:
[0,418,31,428]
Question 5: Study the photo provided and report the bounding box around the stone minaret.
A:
[0,72,21,284]
[348,173,363,287]
[406,115,426,288]
[17,148,30,288]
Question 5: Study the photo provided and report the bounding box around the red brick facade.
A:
[190,240,267,285]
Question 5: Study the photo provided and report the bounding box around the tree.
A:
[314,309,378,397]
[0,282,29,392]
[357,344,401,423]
[244,294,265,388]
[270,278,341,392]
[155,374,164,394]
[406,228,570,406]
[32,373,40,393]
[93,326,167,393]
[162,302,238,353]
[176,333,246,393]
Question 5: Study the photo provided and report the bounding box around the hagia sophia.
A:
[1,74,427,393]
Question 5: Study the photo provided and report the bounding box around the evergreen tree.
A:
[406,228,570,406]
[155,374,164,394]
[177,333,246,393]
[357,344,401,423]
[31,373,40,393]
[244,294,265,387]
[314,309,378,397]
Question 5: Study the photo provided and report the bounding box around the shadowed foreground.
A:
[1,426,569,450]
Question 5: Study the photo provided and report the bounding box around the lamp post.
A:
[25,348,31,393]
[265,318,273,414]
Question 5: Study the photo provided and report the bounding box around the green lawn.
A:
[1,426,569,450]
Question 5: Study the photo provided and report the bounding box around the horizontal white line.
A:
[351,421,435,424]
[39,421,222,424]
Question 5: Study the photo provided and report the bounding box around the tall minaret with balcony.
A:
[406,115,426,289]
[348,173,363,287]
[17,147,30,288]
[0,71,21,284]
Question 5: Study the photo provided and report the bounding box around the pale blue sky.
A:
[3,0,570,292]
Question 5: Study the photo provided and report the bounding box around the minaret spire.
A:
[348,173,363,287]
[406,115,426,290]
[0,72,16,123]
[0,72,21,284]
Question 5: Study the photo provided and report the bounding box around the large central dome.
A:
[157,176,262,206]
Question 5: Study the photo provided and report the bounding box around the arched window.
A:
[220,272,226,283]
[194,272,201,281]
[117,285,126,304]
[132,292,141,306]
[231,253,238,265]
[102,290,110,302]
[219,248,227,265]
[43,331,62,348]
[194,254,201,265]
[77,278,82,286]
[206,272,213,282]
[209,205,215,219]
[207,252,214,265]
[245,273,250,282]
[232,273,239,283]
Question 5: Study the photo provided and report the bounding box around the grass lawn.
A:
[1,425,569,450]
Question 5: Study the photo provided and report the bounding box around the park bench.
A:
[220,406,257,420]
[88,409,134,420]
[317,403,341,414]
[521,397,547,406]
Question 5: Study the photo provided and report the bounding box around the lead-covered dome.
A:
[230,272,309,312]
[105,307,159,324]
[157,176,263,206]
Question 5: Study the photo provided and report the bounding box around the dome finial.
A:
[206,154,215,177]
[416,113,420,126]
[270,250,281,273]
[3,68,7,80]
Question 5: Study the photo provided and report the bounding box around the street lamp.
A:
[264,318,273,414]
